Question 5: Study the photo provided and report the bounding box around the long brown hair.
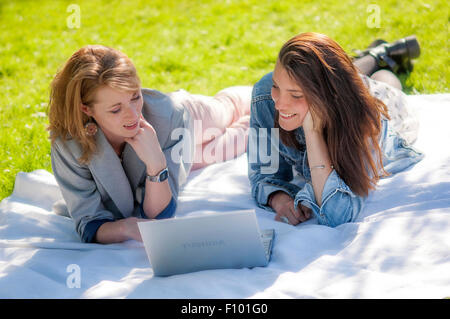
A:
[47,45,141,164]
[276,32,390,197]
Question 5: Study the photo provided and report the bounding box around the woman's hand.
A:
[124,115,167,176]
[269,191,312,225]
[302,110,322,132]
[95,217,147,243]
[302,111,314,132]
[122,217,146,242]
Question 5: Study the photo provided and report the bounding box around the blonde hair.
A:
[47,45,141,164]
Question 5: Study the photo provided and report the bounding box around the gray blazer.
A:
[51,88,194,241]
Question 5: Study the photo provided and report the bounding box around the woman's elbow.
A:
[318,191,364,227]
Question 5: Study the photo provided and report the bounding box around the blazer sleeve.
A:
[51,139,115,242]
[163,112,194,200]
[141,88,195,201]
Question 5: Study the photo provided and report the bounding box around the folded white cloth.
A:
[0,94,449,298]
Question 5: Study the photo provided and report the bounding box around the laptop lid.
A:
[138,209,269,276]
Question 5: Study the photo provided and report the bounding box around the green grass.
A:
[0,0,448,200]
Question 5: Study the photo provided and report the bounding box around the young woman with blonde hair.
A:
[48,45,252,244]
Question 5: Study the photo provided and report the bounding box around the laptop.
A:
[137,209,275,276]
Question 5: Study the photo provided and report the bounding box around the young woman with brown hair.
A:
[248,32,423,226]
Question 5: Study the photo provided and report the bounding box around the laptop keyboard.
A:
[260,229,275,261]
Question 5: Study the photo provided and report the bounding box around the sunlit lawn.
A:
[0,0,448,200]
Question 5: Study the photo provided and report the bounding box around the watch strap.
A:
[146,167,169,183]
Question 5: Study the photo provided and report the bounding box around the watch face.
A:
[160,169,169,181]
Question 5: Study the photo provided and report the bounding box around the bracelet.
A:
[310,164,334,170]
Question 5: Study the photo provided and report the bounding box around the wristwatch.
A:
[146,167,169,183]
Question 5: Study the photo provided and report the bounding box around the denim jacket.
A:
[247,72,424,227]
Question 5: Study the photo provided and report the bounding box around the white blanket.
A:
[1,94,449,299]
